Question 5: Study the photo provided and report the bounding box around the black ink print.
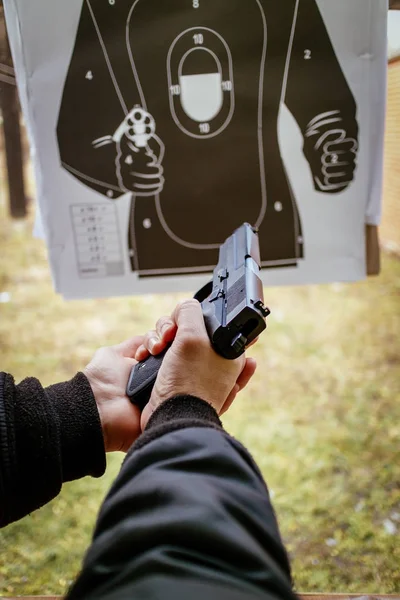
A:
[57,0,359,277]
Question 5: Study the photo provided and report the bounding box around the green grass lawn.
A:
[0,197,399,596]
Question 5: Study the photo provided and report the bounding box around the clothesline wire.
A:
[0,63,14,75]
[0,62,16,85]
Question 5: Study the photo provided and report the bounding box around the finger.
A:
[322,149,355,166]
[172,299,209,340]
[324,139,357,154]
[145,153,163,170]
[132,187,164,198]
[219,358,257,417]
[133,180,164,192]
[141,329,164,355]
[323,167,354,180]
[315,176,348,193]
[322,165,348,179]
[236,357,257,392]
[114,336,145,358]
[137,319,177,360]
[155,316,177,343]
[220,384,240,417]
[324,173,353,186]
[131,165,162,178]
[146,135,164,163]
[247,336,259,350]
[328,152,356,168]
[135,344,150,362]
[121,137,140,154]
[321,155,347,168]
[314,130,345,149]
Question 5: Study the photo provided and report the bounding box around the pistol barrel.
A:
[202,223,270,359]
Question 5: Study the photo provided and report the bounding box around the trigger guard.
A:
[194,281,213,303]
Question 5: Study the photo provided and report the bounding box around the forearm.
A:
[0,371,105,527]
[57,0,143,199]
[285,0,357,134]
[67,396,295,600]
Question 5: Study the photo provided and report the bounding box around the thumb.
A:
[120,134,140,155]
[172,299,208,341]
[144,145,160,167]
[146,136,163,163]
[114,336,145,358]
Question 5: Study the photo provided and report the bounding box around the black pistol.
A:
[126,223,270,410]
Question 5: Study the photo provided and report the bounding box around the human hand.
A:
[140,300,257,430]
[303,110,358,193]
[114,107,164,195]
[83,321,175,453]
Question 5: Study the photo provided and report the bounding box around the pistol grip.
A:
[126,345,170,411]
[127,285,212,411]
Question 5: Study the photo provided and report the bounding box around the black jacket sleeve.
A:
[67,396,296,600]
[0,371,106,528]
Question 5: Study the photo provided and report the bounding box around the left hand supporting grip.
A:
[126,345,170,411]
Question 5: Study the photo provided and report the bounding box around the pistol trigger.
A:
[231,333,247,355]
[209,288,225,303]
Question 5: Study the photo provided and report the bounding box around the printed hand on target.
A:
[303,110,358,194]
[114,108,164,196]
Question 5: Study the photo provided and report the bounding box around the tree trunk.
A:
[0,4,28,218]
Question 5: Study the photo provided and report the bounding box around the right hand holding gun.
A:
[116,136,164,195]
[136,299,257,430]
[114,107,164,195]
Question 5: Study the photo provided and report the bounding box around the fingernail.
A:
[161,322,172,336]
[149,337,159,353]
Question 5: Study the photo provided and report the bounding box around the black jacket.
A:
[0,371,106,526]
[0,372,295,600]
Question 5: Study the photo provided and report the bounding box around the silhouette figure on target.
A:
[57,0,359,277]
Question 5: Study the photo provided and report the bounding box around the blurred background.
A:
[0,4,399,597]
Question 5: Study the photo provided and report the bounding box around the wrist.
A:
[83,369,110,452]
[145,395,222,430]
[142,388,223,431]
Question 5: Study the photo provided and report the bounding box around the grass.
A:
[0,176,399,595]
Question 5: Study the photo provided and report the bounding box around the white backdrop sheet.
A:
[4,0,388,299]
